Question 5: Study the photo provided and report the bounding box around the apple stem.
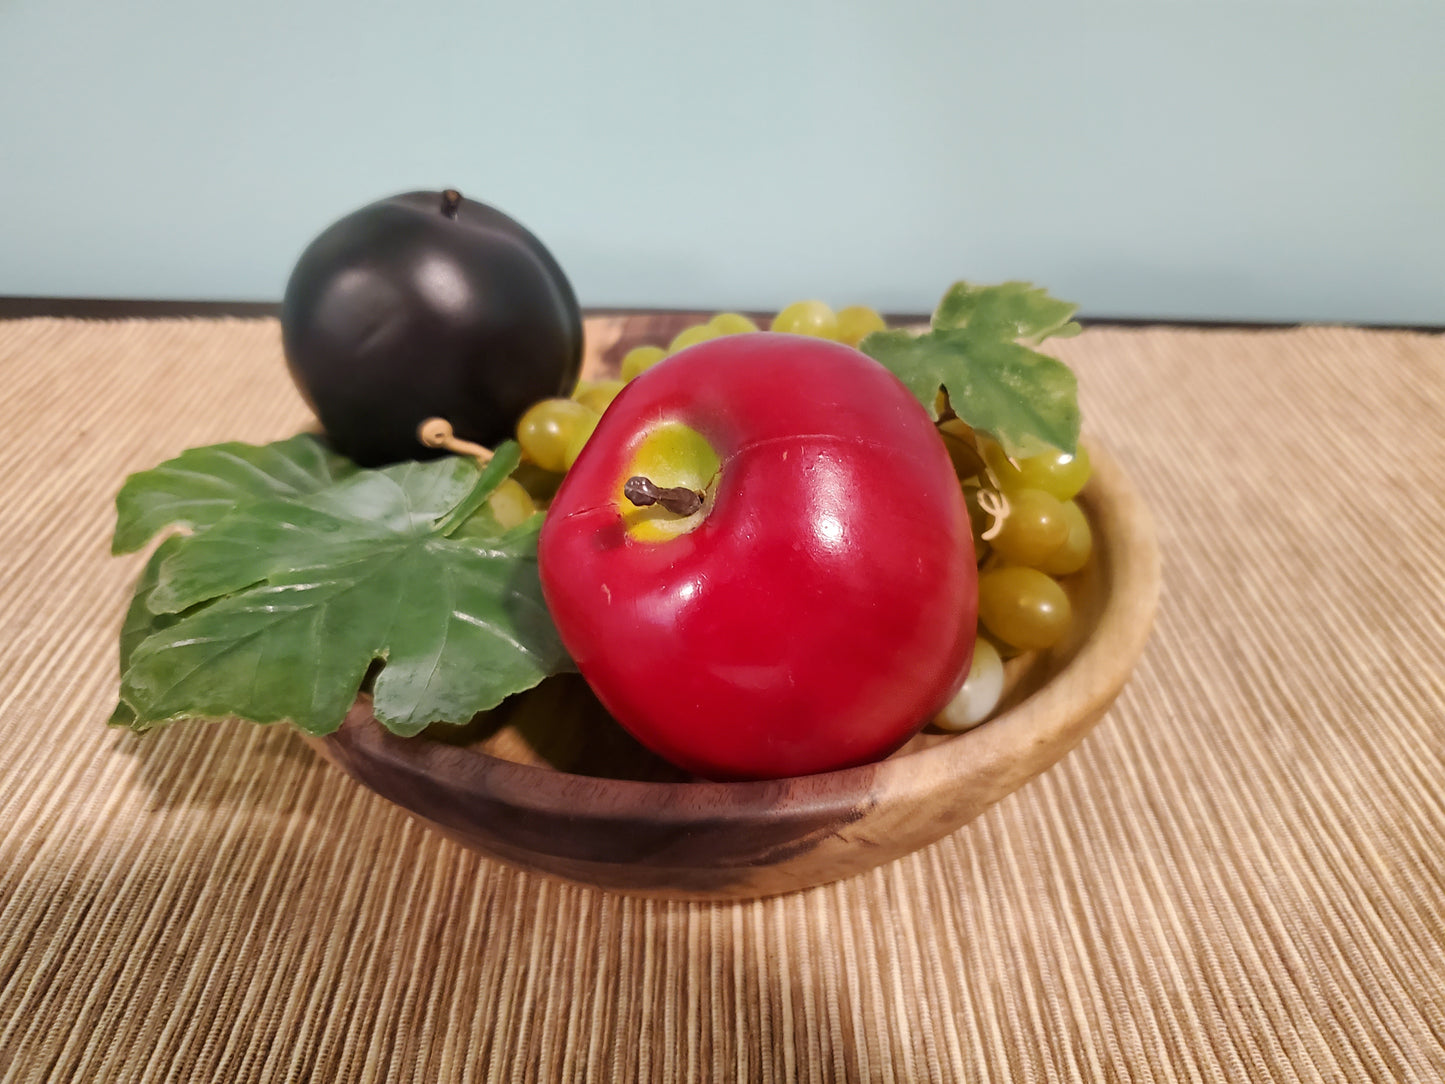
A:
[623,475,704,517]
[441,190,462,219]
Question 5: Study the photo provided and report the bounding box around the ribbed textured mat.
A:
[1,316,1442,1082]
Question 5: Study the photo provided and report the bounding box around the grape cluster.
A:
[936,436,1093,732]
[511,301,888,485]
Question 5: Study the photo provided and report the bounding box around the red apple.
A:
[538,333,977,780]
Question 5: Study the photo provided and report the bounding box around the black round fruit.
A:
[281,189,584,467]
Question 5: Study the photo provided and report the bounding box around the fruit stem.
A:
[440,190,462,219]
[623,475,704,517]
[418,417,493,466]
[976,484,1009,541]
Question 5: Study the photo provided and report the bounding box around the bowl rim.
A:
[319,438,1161,833]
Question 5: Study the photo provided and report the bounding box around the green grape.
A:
[561,411,601,470]
[486,478,536,528]
[516,398,598,473]
[620,345,667,382]
[512,461,564,504]
[669,324,720,353]
[1036,498,1092,576]
[834,304,886,347]
[574,379,626,415]
[978,567,1072,651]
[989,488,1069,566]
[770,300,839,339]
[984,441,1092,500]
[934,639,1004,731]
[708,311,759,335]
[979,627,1024,661]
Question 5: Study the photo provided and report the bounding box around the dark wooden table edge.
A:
[2,296,1442,333]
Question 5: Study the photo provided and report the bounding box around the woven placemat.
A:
[1,316,1442,1082]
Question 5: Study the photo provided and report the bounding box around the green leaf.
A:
[862,327,1079,458]
[110,536,187,728]
[120,443,570,737]
[113,433,357,555]
[931,280,1081,342]
[861,280,1082,458]
[109,699,138,729]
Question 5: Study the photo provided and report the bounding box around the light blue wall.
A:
[1,0,1441,323]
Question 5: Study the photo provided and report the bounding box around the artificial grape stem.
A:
[977,488,1009,541]
[418,417,494,466]
[623,475,704,516]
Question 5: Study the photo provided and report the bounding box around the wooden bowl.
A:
[306,443,1159,900]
